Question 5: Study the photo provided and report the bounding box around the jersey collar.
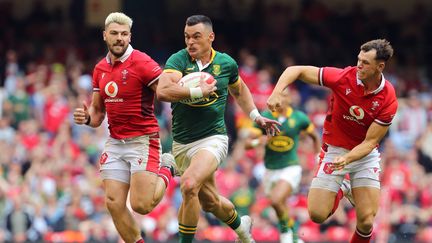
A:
[356,73,385,95]
[106,45,134,64]
[193,48,216,71]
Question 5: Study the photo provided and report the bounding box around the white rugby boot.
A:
[161,153,180,177]
[235,215,255,243]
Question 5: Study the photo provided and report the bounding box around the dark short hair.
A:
[360,39,394,62]
[186,15,213,30]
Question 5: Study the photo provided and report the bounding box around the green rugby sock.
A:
[179,224,196,243]
[224,210,241,230]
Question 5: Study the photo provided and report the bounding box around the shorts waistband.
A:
[111,133,159,143]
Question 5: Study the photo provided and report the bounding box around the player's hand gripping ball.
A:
[178,72,214,104]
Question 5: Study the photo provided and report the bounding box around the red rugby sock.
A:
[350,228,372,243]
[158,167,173,188]
[330,189,344,215]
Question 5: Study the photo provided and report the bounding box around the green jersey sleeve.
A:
[223,54,239,85]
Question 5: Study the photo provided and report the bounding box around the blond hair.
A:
[105,12,133,29]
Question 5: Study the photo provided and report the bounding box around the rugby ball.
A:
[178,72,214,105]
[178,72,214,88]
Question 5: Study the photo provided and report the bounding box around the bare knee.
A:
[180,176,200,199]
[105,195,125,213]
[308,209,329,224]
[131,200,157,215]
[307,199,331,224]
[357,211,376,232]
[307,188,335,224]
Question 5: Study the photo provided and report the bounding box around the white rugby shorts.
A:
[99,134,161,184]
[263,165,302,195]
[172,135,229,175]
[310,144,381,192]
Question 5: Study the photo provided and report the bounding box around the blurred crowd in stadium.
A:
[1,0,432,242]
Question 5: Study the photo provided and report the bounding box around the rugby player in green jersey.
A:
[247,88,320,243]
[157,15,280,243]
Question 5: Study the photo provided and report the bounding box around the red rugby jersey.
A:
[92,45,162,139]
[318,66,398,150]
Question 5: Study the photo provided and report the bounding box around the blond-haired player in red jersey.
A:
[267,39,398,243]
[73,12,176,243]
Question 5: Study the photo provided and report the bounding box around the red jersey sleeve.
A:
[319,66,351,89]
[137,54,162,87]
[92,68,101,91]
[375,85,398,126]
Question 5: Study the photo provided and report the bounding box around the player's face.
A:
[103,23,131,58]
[184,23,214,59]
[356,50,383,81]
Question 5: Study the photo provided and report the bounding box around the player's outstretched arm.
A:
[229,78,280,135]
[73,92,105,127]
[267,66,320,112]
[156,71,216,102]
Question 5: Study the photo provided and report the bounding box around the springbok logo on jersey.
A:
[105,81,119,97]
[349,105,365,120]
[288,119,296,128]
[212,65,221,76]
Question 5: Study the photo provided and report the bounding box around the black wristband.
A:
[85,116,91,125]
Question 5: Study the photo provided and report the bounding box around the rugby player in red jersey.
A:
[73,12,176,243]
[267,39,398,243]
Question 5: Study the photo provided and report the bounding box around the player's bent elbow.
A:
[156,91,172,102]
[92,113,105,127]
[155,89,170,102]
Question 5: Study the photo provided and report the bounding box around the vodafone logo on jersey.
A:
[104,81,124,103]
[349,105,364,120]
[343,105,366,125]
[105,81,119,97]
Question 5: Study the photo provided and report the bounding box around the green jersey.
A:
[258,108,313,169]
[164,48,239,144]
